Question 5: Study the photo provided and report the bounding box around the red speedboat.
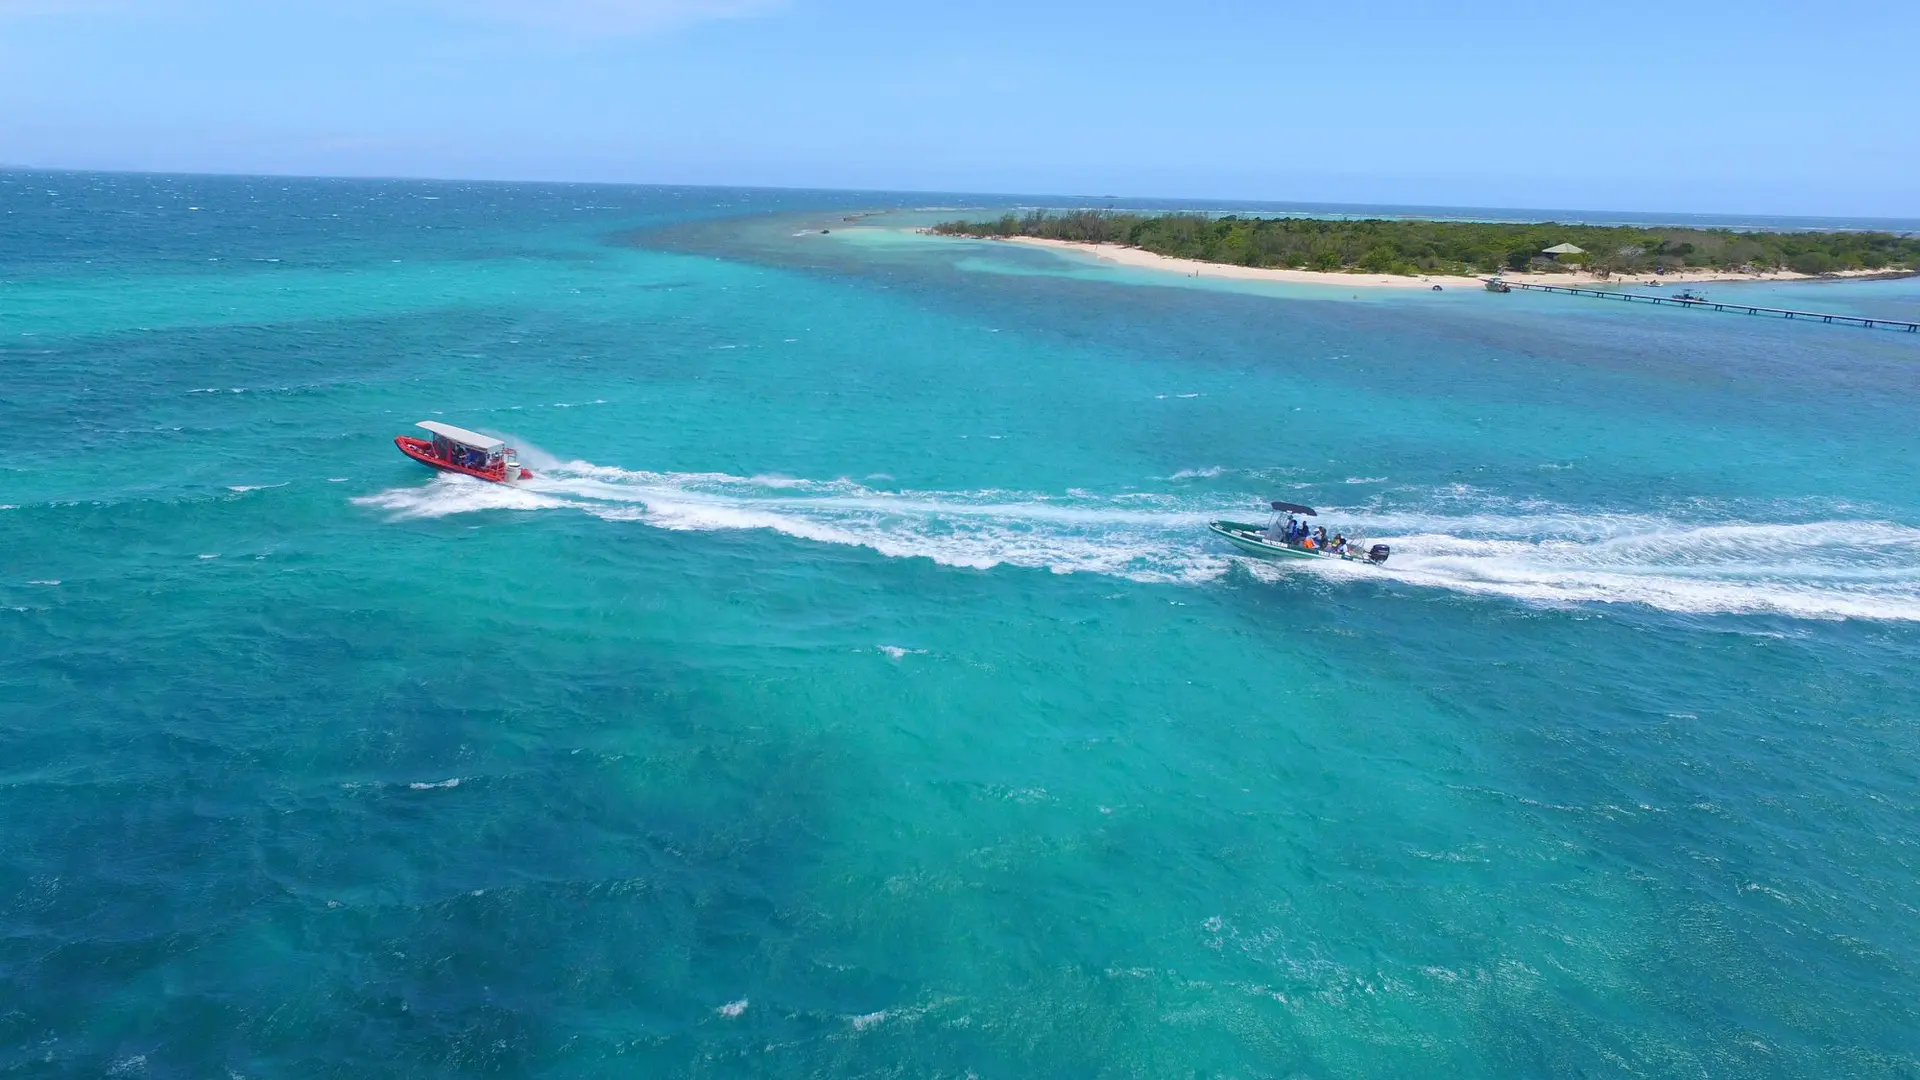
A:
[395,421,533,483]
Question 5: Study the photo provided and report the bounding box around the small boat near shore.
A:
[1209,501,1391,565]
[394,421,532,483]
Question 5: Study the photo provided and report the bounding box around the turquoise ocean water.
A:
[5,172,1920,1077]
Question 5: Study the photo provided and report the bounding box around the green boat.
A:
[1208,501,1392,565]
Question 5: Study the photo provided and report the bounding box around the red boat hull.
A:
[395,436,532,483]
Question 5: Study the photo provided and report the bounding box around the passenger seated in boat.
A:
[1331,533,1346,554]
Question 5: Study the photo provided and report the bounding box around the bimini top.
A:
[1271,501,1317,516]
[416,421,505,451]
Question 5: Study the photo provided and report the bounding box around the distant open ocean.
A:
[5,170,1919,1078]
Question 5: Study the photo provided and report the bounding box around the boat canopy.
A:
[1270,501,1317,516]
[416,421,505,452]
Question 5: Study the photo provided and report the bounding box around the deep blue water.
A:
[4,171,1919,1078]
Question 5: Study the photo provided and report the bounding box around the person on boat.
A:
[1312,526,1328,548]
[1331,533,1346,554]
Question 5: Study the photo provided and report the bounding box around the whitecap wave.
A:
[350,465,1920,621]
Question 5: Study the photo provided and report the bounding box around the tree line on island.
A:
[929,211,1920,277]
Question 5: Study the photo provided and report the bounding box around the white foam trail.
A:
[1356,520,1920,621]
[352,463,1920,621]
[353,474,572,519]
[535,462,1225,581]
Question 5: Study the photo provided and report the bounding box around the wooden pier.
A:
[1485,279,1920,333]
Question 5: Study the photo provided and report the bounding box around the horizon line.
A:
[5,163,1916,229]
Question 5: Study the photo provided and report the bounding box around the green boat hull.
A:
[1208,521,1321,559]
[1208,521,1386,565]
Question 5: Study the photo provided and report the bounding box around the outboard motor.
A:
[1367,544,1391,565]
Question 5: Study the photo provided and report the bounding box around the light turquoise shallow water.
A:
[4,173,1919,1078]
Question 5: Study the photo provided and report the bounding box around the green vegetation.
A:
[930,211,1920,277]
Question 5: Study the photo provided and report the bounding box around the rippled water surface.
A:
[4,172,1919,1078]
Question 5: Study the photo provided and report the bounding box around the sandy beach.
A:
[975,235,1907,290]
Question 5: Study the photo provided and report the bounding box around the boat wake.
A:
[354,466,1920,621]
[360,464,1227,583]
[1249,515,1920,621]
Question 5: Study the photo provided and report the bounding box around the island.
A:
[926,211,1920,288]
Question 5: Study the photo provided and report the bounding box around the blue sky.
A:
[0,0,1911,214]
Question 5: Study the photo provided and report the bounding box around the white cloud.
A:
[421,0,785,34]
